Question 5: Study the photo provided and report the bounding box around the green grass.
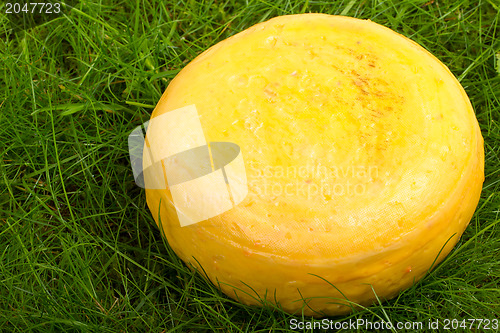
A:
[1,0,499,332]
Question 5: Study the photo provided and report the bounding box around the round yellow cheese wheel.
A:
[144,14,484,316]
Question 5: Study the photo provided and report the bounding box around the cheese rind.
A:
[145,14,484,316]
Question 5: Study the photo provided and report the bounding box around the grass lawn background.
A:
[1,0,499,332]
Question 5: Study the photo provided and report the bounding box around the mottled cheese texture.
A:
[144,14,484,316]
